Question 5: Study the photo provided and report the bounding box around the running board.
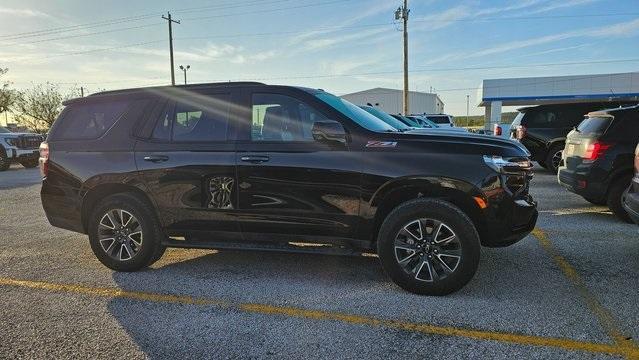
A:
[162,238,371,257]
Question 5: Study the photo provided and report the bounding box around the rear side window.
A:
[53,100,128,140]
[151,93,231,142]
[577,117,612,134]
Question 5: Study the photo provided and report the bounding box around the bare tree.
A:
[13,83,77,133]
[0,68,14,115]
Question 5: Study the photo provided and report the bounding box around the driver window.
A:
[251,93,328,142]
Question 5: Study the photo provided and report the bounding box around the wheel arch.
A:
[368,177,486,243]
[80,182,157,233]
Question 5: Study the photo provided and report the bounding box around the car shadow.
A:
[104,236,574,358]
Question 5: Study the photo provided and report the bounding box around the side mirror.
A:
[312,120,347,144]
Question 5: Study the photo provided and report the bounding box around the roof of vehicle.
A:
[586,104,639,117]
[517,101,639,112]
[63,81,272,105]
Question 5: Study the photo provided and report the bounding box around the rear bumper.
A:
[41,180,85,234]
[622,177,639,225]
[557,166,607,200]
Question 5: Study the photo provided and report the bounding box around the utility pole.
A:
[80,86,84,97]
[162,12,180,86]
[179,65,190,85]
[395,1,409,115]
[466,95,470,127]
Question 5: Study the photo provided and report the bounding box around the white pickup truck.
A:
[0,126,45,171]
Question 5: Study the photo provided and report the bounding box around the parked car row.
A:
[39,82,537,296]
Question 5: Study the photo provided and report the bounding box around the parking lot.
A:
[0,164,637,359]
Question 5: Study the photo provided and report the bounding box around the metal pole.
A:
[162,12,180,86]
[402,0,409,115]
[466,95,469,127]
[183,68,187,85]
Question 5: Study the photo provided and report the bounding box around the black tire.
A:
[377,198,481,296]
[544,144,564,174]
[583,196,606,206]
[19,159,38,168]
[88,193,166,271]
[0,147,10,172]
[607,176,633,223]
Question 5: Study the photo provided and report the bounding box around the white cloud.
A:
[0,7,51,18]
[526,0,599,15]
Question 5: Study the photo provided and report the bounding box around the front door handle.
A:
[240,155,270,163]
[143,155,169,163]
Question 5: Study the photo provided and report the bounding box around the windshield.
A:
[393,114,421,127]
[408,116,436,128]
[360,106,410,130]
[577,116,612,135]
[314,92,396,132]
[0,126,11,134]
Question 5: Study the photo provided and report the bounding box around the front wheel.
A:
[88,193,166,271]
[545,144,564,174]
[607,176,633,223]
[377,199,481,296]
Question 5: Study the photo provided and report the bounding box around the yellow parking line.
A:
[532,228,639,360]
[0,276,637,357]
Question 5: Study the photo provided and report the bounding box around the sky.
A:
[1,0,639,117]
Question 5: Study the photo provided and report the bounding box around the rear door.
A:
[235,88,361,240]
[135,88,241,236]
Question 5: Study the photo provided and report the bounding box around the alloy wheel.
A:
[394,218,462,282]
[98,209,143,261]
[552,150,563,170]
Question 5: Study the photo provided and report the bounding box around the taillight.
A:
[493,124,502,136]
[583,141,612,162]
[516,125,527,140]
[39,142,49,177]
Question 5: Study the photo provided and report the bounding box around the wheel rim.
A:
[394,218,462,282]
[98,209,143,261]
[552,150,563,170]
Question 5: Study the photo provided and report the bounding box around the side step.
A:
[162,238,371,257]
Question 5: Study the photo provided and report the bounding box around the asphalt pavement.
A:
[0,165,637,359]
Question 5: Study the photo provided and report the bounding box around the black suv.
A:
[40,83,537,295]
[511,102,635,173]
[622,144,639,224]
[558,105,639,222]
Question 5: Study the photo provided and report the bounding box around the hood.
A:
[387,129,530,157]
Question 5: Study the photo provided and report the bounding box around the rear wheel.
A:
[544,144,564,174]
[88,193,166,271]
[377,199,481,296]
[607,176,633,223]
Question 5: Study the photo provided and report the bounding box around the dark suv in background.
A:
[558,105,639,222]
[40,82,537,296]
[511,102,636,173]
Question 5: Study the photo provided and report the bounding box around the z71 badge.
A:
[366,141,397,148]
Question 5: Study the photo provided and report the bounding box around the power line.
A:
[4,23,163,46]
[180,0,354,21]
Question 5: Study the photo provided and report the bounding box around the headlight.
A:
[483,155,532,174]
[4,137,17,146]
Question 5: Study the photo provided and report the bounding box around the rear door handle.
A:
[240,155,270,163]
[143,155,169,163]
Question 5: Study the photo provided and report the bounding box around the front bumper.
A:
[479,172,538,247]
[5,146,40,161]
[622,177,639,225]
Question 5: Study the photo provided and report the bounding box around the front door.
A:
[235,90,361,240]
[135,88,240,236]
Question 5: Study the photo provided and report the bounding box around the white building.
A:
[340,88,444,115]
[478,72,639,129]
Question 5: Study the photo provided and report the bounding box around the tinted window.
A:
[251,93,328,142]
[425,115,451,124]
[577,117,612,134]
[151,94,231,142]
[314,92,395,132]
[525,110,558,128]
[54,100,128,139]
[360,106,409,130]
